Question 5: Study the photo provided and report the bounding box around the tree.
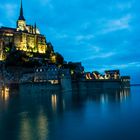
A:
[55,52,64,65]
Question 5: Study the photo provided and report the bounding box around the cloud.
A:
[128,62,140,67]
[39,0,54,9]
[116,2,132,10]
[101,62,140,72]
[82,52,115,61]
[88,46,101,53]
[56,34,68,39]
[0,23,3,27]
[75,34,94,41]
[100,14,132,34]
[81,22,91,30]
[0,3,17,18]
[0,3,18,27]
[108,1,133,11]
[83,61,140,74]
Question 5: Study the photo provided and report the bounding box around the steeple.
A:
[18,0,25,21]
[17,0,26,30]
[34,22,37,34]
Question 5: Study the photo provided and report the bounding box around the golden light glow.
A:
[51,55,56,63]
[0,57,4,61]
[23,47,27,51]
[1,86,10,101]
[38,45,46,54]
[17,20,26,31]
[51,94,57,112]
[86,73,92,80]
[0,41,4,60]
[33,48,38,53]
[48,80,59,84]
[5,33,13,36]
[93,73,98,79]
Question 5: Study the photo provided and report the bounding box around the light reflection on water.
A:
[0,85,140,140]
[0,86,10,101]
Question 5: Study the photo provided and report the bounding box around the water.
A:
[0,86,140,140]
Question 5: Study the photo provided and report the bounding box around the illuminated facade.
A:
[0,0,47,60]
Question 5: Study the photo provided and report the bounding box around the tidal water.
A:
[0,86,140,140]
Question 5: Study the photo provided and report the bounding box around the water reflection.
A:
[51,94,57,113]
[37,110,48,140]
[0,86,131,140]
[19,109,48,140]
[19,113,33,140]
[85,88,130,103]
[0,86,10,101]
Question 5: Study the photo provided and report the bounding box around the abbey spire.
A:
[18,0,25,21]
[17,0,26,31]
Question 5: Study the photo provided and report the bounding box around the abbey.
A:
[0,0,47,60]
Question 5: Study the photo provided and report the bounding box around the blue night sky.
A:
[0,0,140,83]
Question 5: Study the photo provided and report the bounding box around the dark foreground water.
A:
[0,86,140,140]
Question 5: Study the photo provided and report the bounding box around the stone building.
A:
[0,0,47,60]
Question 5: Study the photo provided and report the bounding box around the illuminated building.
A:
[0,0,47,60]
[105,70,120,79]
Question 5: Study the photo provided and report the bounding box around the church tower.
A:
[17,0,26,31]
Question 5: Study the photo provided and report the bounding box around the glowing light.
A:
[5,33,13,36]
[71,70,74,75]
[86,73,92,80]
[23,47,27,51]
[49,80,59,84]
[1,86,10,101]
[33,48,38,53]
[93,73,98,79]
[38,44,46,54]
[51,94,57,112]
[51,55,56,63]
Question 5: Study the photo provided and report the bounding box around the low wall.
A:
[19,82,60,94]
[72,79,130,90]
[60,77,72,91]
[17,79,130,95]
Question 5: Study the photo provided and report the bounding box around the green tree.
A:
[55,52,64,65]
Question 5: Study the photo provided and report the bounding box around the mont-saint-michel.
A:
[0,0,130,92]
[2,1,140,140]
